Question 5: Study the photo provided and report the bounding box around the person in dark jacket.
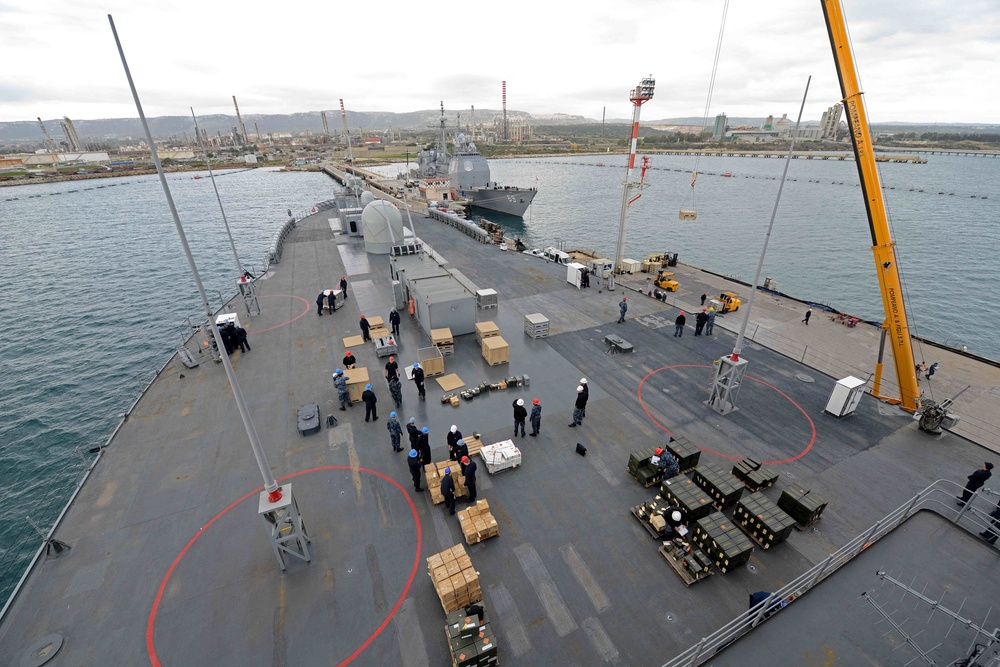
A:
[979,499,1000,544]
[674,311,687,337]
[218,325,234,355]
[359,315,371,342]
[706,307,717,335]
[662,507,689,539]
[406,417,419,451]
[579,378,589,418]
[388,377,402,409]
[412,362,426,400]
[441,469,456,515]
[452,438,469,473]
[653,447,680,480]
[462,456,477,503]
[386,412,402,451]
[234,325,251,352]
[701,292,707,306]
[333,369,350,410]
[316,292,326,316]
[529,398,542,436]
[569,385,587,427]
[417,426,432,464]
[407,450,423,492]
[389,308,401,336]
[617,296,628,323]
[695,309,709,336]
[957,462,993,504]
[512,398,527,437]
[384,355,399,382]
[361,383,378,422]
[343,351,356,369]
[327,290,337,313]
[340,276,348,300]
[447,425,463,454]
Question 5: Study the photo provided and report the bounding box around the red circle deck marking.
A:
[637,364,816,464]
[146,467,423,667]
[243,294,311,334]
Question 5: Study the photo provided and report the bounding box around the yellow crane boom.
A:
[822,0,921,412]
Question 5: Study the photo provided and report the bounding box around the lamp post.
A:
[613,76,655,275]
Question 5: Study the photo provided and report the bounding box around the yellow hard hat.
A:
[709,307,715,312]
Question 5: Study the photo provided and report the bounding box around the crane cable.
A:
[844,14,929,401]
[687,0,731,214]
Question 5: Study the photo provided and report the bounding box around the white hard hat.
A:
[580,378,588,384]
[576,385,584,392]
[450,425,457,433]
[516,398,524,406]
[671,511,682,522]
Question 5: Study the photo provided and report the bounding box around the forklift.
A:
[717,291,741,313]
[654,270,679,292]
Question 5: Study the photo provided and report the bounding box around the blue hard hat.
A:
[335,368,342,374]
[409,450,417,458]
[444,468,451,474]
[457,439,465,445]
[409,417,416,423]
[390,411,397,418]
[421,427,429,433]
[413,362,420,368]
[365,383,372,390]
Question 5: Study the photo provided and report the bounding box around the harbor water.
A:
[1,152,997,606]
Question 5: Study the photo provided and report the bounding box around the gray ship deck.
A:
[2,208,997,667]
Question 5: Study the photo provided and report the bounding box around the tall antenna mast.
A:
[471,105,476,141]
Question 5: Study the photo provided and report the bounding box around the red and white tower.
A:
[613,76,655,274]
[502,80,508,142]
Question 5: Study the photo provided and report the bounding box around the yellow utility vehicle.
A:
[654,270,679,292]
[718,291,741,313]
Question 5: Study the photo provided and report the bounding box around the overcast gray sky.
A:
[1,0,997,124]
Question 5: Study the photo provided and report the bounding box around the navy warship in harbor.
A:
[416,103,537,217]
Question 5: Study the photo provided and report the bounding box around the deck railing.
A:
[659,480,998,667]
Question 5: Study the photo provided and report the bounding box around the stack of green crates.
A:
[692,463,745,510]
[659,475,714,521]
[692,511,754,573]
[628,446,658,477]
[666,435,701,471]
[733,492,796,549]
[446,608,498,667]
[778,485,828,527]
[731,458,780,492]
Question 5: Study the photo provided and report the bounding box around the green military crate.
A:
[636,465,663,488]
[692,463,745,510]
[731,458,779,492]
[666,435,701,472]
[446,608,489,641]
[628,446,658,476]
[692,511,754,574]
[778,484,827,527]
[733,492,796,549]
[660,475,714,521]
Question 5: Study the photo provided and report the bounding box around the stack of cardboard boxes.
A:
[446,607,498,667]
[480,440,521,474]
[427,544,482,614]
[457,500,500,545]
[426,462,469,504]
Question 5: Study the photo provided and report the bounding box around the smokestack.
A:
[471,105,476,141]
[321,111,330,138]
[254,122,261,143]
[232,95,248,145]
[502,81,507,142]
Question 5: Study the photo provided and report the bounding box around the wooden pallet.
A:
[658,545,713,587]
[630,505,665,539]
[486,358,509,366]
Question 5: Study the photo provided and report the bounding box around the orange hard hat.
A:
[345,351,352,356]
[461,456,470,463]
[532,398,540,405]
[655,447,663,455]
